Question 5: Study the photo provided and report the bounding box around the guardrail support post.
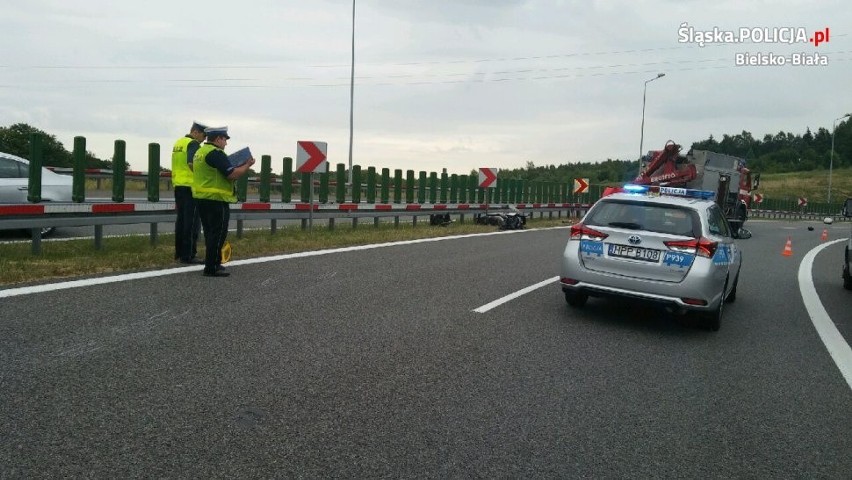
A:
[440,172,448,203]
[260,155,271,202]
[73,137,86,203]
[237,220,244,239]
[28,133,43,202]
[113,140,126,202]
[351,166,362,204]
[393,169,402,204]
[149,223,158,246]
[406,170,415,204]
[236,174,248,203]
[366,166,376,204]
[418,171,426,204]
[381,168,390,204]
[336,163,346,203]
[271,219,277,234]
[94,225,103,250]
[30,230,41,255]
[282,157,293,203]
[319,167,329,204]
[147,143,159,202]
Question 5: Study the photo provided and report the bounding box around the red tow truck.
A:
[607,141,760,235]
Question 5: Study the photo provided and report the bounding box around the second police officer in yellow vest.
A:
[192,126,256,277]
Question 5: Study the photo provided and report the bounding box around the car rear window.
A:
[585,200,698,237]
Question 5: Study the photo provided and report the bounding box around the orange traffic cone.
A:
[821,228,828,242]
[782,237,793,257]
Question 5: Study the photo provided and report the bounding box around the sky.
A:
[1,0,850,175]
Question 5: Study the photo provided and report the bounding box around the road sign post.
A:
[296,141,328,231]
[479,168,498,217]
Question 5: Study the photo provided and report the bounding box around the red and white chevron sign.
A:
[478,168,498,188]
[573,178,589,194]
[296,141,328,173]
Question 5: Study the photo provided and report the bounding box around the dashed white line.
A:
[473,276,559,313]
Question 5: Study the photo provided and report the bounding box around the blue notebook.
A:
[228,147,253,168]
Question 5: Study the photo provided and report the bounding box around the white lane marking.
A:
[473,276,560,313]
[0,227,566,299]
[798,239,852,391]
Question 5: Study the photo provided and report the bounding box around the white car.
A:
[560,185,743,331]
[0,151,73,236]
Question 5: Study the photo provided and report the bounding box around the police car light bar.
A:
[621,184,716,200]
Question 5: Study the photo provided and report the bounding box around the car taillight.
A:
[569,223,608,241]
[664,237,718,258]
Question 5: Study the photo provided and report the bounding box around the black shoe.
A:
[216,265,228,272]
[203,270,230,277]
[180,258,204,265]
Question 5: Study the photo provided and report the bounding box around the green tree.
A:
[0,123,109,168]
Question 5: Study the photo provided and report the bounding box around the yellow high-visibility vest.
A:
[192,144,236,203]
[171,136,196,187]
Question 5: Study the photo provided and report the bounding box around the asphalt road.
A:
[1,220,850,478]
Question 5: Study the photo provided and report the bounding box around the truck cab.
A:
[843,198,852,290]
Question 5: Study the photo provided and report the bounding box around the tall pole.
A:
[639,73,665,172]
[828,113,850,205]
[347,0,355,187]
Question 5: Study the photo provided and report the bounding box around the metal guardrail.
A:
[0,202,588,255]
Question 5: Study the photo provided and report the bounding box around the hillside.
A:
[757,167,852,203]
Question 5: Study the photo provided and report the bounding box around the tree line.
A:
[2,121,850,184]
[497,120,852,184]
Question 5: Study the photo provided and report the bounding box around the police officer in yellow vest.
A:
[172,121,206,264]
[192,126,256,277]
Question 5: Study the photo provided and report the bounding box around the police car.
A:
[560,185,742,331]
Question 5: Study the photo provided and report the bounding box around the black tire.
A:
[844,258,852,292]
[725,273,739,303]
[564,291,588,308]
[701,279,727,331]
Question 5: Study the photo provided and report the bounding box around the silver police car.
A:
[560,186,742,331]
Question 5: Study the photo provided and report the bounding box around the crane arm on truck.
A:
[633,140,697,186]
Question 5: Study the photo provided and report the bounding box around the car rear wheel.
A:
[844,249,852,291]
[725,273,739,303]
[564,291,588,308]
[701,279,727,331]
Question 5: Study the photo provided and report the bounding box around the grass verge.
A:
[0,217,572,287]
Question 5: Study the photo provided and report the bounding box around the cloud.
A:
[1,1,848,174]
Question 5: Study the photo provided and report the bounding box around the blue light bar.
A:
[622,184,649,194]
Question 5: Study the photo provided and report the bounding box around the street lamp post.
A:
[347,0,355,187]
[639,73,666,171]
[829,113,850,205]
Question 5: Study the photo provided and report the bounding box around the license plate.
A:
[607,244,661,262]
